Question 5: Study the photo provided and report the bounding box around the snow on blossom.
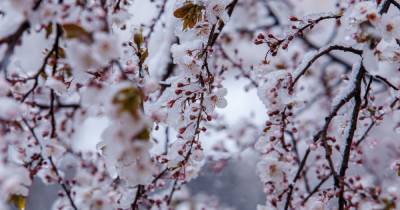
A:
[92,33,120,66]
[28,3,60,26]
[80,84,106,109]
[205,0,230,24]
[66,32,119,78]
[256,155,291,185]
[65,41,98,80]
[98,117,156,186]
[73,187,115,210]
[118,157,156,186]
[362,47,379,74]
[257,70,294,112]
[171,40,203,74]
[343,1,379,27]
[0,164,31,198]
[142,77,160,95]
[0,78,11,96]
[36,163,62,185]
[165,136,204,180]
[45,76,68,96]
[301,198,326,210]
[41,140,66,160]
[332,60,361,108]
[376,39,400,63]
[378,13,400,41]
[204,87,228,111]
[4,0,34,16]
[166,140,188,167]
[110,9,131,28]
[96,83,158,187]
[1,0,400,209]
[254,133,279,154]
[0,97,24,120]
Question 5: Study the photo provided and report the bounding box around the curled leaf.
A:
[133,31,144,47]
[173,2,204,31]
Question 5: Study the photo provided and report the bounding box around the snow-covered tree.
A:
[0,0,400,209]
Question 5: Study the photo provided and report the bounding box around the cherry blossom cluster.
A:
[0,0,237,209]
[254,0,400,209]
[0,0,400,210]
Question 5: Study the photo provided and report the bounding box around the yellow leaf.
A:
[58,47,66,59]
[133,31,144,47]
[173,3,194,18]
[173,2,204,31]
[9,195,26,210]
[62,23,91,41]
[136,128,150,140]
[112,87,143,119]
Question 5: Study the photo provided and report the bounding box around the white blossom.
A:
[92,33,120,66]
[378,14,400,41]
[205,0,230,24]
[0,97,24,120]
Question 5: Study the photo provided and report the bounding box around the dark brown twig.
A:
[337,65,365,210]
